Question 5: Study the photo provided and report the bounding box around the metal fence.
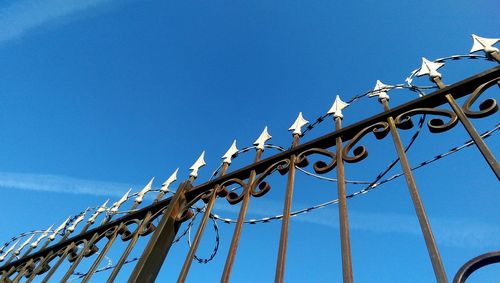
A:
[0,34,499,283]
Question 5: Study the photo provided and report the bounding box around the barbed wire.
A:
[211,123,499,224]
[1,54,497,278]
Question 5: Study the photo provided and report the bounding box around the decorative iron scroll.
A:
[1,38,500,283]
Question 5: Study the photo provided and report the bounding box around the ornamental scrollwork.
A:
[395,108,458,133]
[295,148,337,174]
[251,159,291,198]
[343,122,389,163]
[223,178,249,205]
[463,77,499,118]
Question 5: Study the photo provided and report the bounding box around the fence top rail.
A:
[2,64,499,272]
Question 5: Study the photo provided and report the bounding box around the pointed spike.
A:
[49,217,70,240]
[0,240,20,261]
[253,126,272,150]
[31,225,54,248]
[111,189,132,214]
[416,57,445,79]
[161,168,179,192]
[189,151,206,178]
[88,199,109,224]
[288,112,309,135]
[470,34,500,54]
[327,95,350,118]
[68,211,87,232]
[135,177,155,204]
[222,140,239,164]
[369,80,392,102]
[16,234,35,254]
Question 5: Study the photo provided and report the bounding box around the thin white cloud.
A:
[0,171,134,197]
[0,0,113,44]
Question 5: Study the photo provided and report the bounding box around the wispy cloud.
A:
[0,171,135,197]
[0,0,114,44]
[214,199,500,249]
[2,171,497,250]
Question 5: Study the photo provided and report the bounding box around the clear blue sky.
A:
[0,0,498,282]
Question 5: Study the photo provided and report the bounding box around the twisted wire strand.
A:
[211,123,499,224]
[1,54,496,276]
[405,54,492,88]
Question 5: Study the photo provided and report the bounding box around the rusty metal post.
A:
[177,162,230,283]
[335,116,353,283]
[432,77,500,180]
[381,97,447,283]
[221,149,263,282]
[127,179,192,283]
[275,134,299,283]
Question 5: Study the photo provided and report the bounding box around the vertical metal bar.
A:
[221,149,263,283]
[11,260,31,283]
[127,179,192,283]
[335,117,353,283]
[489,51,500,64]
[39,242,76,283]
[80,224,123,282]
[433,77,500,180]
[82,199,144,282]
[177,162,229,283]
[106,215,152,282]
[42,216,103,282]
[381,98,448,283]
[26,230,74,282]
[275,134,299,283]
[59,235,99,282]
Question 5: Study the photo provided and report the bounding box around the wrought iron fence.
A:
[0,34,499,283]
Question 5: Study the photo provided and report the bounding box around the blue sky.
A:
[0,0,498,282]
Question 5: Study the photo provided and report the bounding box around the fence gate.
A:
[0,34,499,283]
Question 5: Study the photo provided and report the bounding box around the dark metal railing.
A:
[0,36,499,283]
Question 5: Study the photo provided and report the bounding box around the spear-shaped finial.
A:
[110,189,132,214]
[416,57,445,80]
[288,112,309,135]
[369,80,392,102]
[161,168,179,193]
[30,225,53,248]
[470,34,500,54]
[135,177,155,204]
[67,211,87,233]
[15,234,35,255]
[327,95,349,118]
[48,217,70,241]
[189,151,206,178]
[254,126,272,150]
[88,199,109,224]
[222,140,239,164]
[0,240,20,262]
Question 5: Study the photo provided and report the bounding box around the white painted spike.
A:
[16,234,35,254]
[0,240,20,261]
[189,151,206,178]
[88,199,109,224]
[369,80,392,101]
[135,177,155,204]
[222,140,239,164]
[253,127,272,150]
[68,211,86,232]
[49,217,70,240]
[470,34,500,54]
[31,225,53,248]
[288,112,309,135]
[110,188,132,214]
[416,57,445,79]
[327,96,349,118]
[161,168,179,192]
